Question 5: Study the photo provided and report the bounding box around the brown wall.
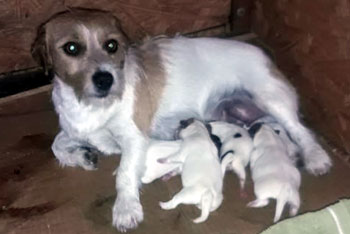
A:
[0,0,230,74]
[253,0,350,153]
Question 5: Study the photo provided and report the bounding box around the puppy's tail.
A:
[274,184,300,223]
[193,190,214,223]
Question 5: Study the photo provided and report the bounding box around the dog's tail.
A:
[193,189,214,223]
[274,184,300,223]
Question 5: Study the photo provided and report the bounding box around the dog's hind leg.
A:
[161,167,182,181]
[249,70,332,175]
[159,186,205,210]
[193,190,213,223]
[52,131,99,170]
[274,191,288,223]
[157,149,184,164]
[221,153,234,175]
[231,156,248,198]
[247,198,269,208]
[288,188,300,217]
[230,156,246,190]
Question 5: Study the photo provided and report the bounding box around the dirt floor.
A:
[0,87,350,234]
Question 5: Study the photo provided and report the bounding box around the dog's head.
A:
[176,118,208,139]
[32,8,129,104]
[264,122,300,158]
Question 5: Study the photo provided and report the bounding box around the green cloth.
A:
[261,199,350,234]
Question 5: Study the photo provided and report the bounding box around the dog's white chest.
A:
[52,83,120,135]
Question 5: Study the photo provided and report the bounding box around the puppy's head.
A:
[248,122,262,138]
[32,8,129,104]
[177,118,208,139]
[265,122,300,159]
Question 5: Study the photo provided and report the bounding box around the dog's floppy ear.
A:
[110,14,130,48]
[209,134,222,154]
[248,122,262,138]
[205,123,212,134]
[179,118,195,129]
[31,23,52,75]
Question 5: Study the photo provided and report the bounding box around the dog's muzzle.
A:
[92,71,114,97]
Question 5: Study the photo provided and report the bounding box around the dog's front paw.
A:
[57,146,98,171]
[112,195,143,232]
[82,147,99,168]
[303,145,332,176]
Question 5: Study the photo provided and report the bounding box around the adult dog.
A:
[32,8,331,232]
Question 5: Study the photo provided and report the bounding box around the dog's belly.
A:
[150,37,271,139]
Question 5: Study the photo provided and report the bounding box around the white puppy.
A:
[159,119,223,223]
[247,123,301,223]
[249,117,301,165]
[141,139,182,184]
[264,121,300,164]
[208,121,253,194]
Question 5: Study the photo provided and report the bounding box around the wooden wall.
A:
[0,0,231,74]
[253,0,350,154]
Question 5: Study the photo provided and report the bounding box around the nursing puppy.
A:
[209,121,253,194]
[264,121,301,165]
[158,119,223,223]
[250,117,301,165]
[248,123,301,223]
[141,139,182,184]
[32,8,331,231]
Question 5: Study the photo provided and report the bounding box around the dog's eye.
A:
[104,39,118,54]
[63,42,80,56]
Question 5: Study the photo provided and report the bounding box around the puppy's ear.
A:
[179,120,189,129]
[31,24,52,75]
[205,123,212,134]
[179,118,195,129]
[248,122,262,138]
[209,134,222,153]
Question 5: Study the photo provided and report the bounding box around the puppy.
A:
[209,121,253,194]
[264,121,301,165]
[32,8,330,231]
[247,123,301,223]
[159,119,223,223]
[141,139,182,184]
[249,117,301,165]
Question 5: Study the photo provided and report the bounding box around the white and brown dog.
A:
[247,122,301,223]
[32,8,331,231]
[158,119,223,223]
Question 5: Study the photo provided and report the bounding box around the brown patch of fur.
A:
[132,38,168,134]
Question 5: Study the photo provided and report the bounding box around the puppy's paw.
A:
[247,199,269,208]
[303,145,332,176]
[161,169,179,181]
[159,201,174,210]
[112,195,143,232]
[157,158,167,164]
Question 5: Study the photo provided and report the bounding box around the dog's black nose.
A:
[92,71,114,93]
